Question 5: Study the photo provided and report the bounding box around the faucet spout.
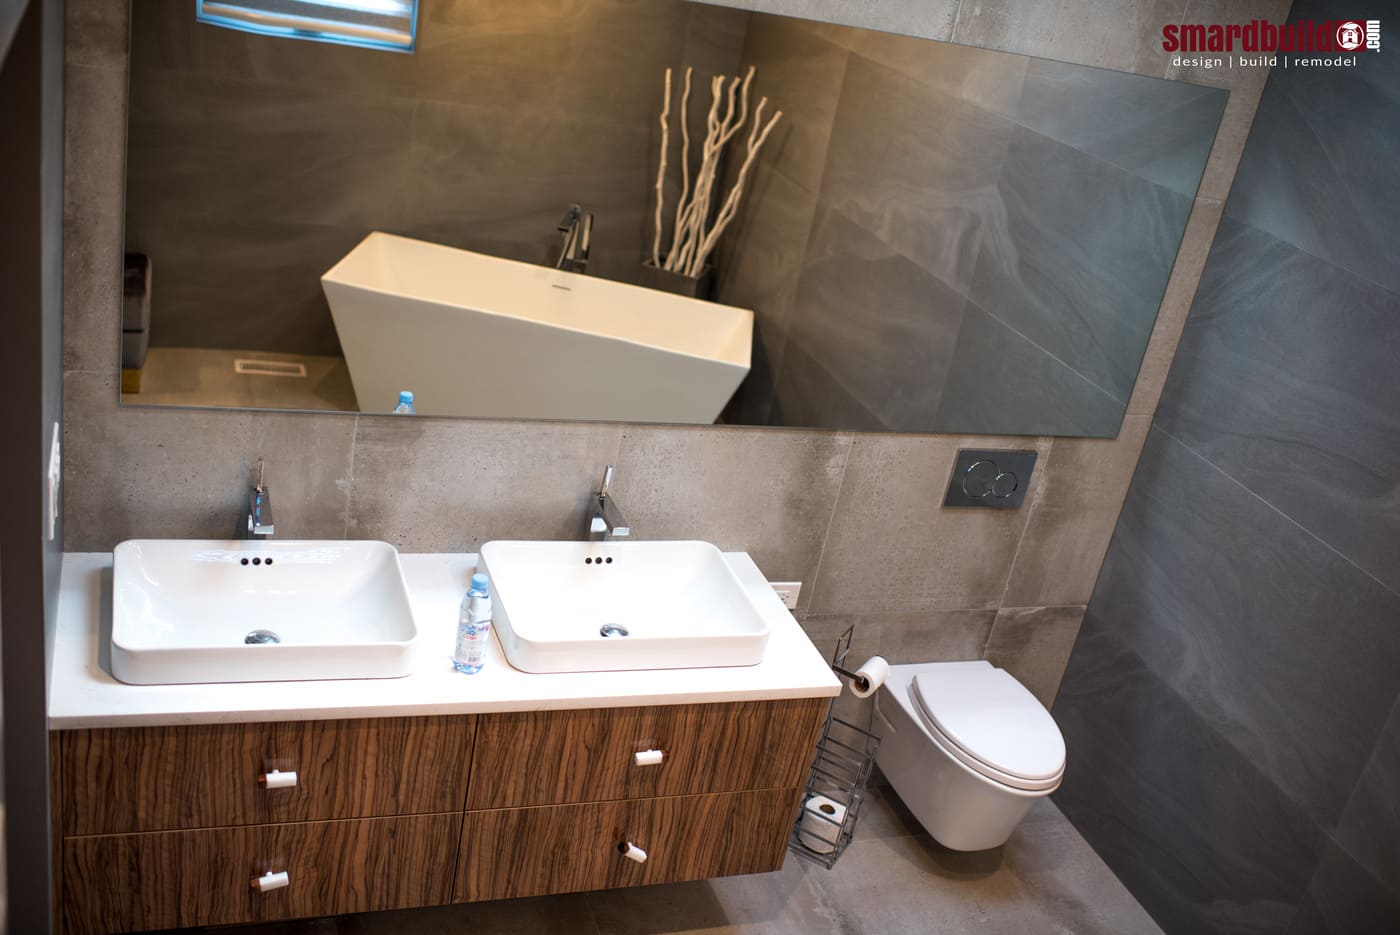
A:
[585,464,630,541]
[242,460,275,538]
[556,203,593,274]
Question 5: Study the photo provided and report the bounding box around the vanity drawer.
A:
[57,715,476,835]
[455,786,799,902]
[467,698,828,809]
[61,812,459,935]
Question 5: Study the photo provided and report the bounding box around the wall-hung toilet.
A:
[872,660,1066,851]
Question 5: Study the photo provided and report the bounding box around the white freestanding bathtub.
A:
[321,232,753,422]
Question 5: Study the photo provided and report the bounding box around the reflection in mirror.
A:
[121,0,1226,437]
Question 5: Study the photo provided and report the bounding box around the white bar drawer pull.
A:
[258,769,298,789]
[634,749,665,767]
[251,870,289,892]
[618,841,648,864]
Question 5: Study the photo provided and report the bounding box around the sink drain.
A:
[245,629,281,645]
[599,624,629,638]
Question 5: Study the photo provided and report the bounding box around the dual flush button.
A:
[943,449,1038,510]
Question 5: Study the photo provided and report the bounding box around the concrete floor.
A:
[165,785,1161,935]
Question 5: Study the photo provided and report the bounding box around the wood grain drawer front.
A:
[58,716,475,835]
[456,787,797,902]
[61,813,460,935]
[467,698,828,810]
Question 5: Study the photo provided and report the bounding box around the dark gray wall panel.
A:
[1155,216,1400,595]
[1060,1,1400,931]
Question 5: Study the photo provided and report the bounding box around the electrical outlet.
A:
[770,581,801,609]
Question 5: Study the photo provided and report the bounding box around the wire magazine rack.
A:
[787,626,881,868]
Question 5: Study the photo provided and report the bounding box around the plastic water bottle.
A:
[453,573,491,674]
[393,390,416,415]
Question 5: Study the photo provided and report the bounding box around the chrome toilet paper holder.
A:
[787,626,881,869]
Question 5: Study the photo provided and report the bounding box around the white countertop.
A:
[49,551,841,729]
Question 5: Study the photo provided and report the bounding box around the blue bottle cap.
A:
[398,390,414,404]
[470,573,490,591]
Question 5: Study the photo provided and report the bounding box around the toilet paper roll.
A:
[798,795,848,854]
[850,655,890,698]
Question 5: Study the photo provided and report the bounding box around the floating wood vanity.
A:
[48,552,840,934]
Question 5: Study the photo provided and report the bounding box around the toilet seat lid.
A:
[911,668,1065,785]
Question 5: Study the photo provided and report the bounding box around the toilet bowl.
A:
[872,660,1066,851]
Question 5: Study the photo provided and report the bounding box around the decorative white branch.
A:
[650,67,672,269]
[651,65,778,280]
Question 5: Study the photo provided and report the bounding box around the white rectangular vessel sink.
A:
[321,232,753,423]
[111,540,418,685]
[478,540,772,674]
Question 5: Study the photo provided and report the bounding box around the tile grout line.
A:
[1326,686,1400,899]
[801,432,856,614]
[994,434,1056,611]
[341,414,359,540]
[1154,424,1400,602]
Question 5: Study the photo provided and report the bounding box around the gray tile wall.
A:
[719,14,1221,437]
[62,0,1274,735]
[125,0,742,356]
[1055,0,1400,930]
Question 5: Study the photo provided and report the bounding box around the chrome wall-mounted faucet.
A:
[556,203,593,274]
[585,464,630,541]
[242,460,275,538]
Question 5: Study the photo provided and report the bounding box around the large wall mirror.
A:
[120,0,1226,437]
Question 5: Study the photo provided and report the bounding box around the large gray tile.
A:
[1015,59,1225,197]
[808,801,1163,934]
[984,605,1086,709]
[62,372,356,549]
[708,0,960,42]
[715,156,820,374]
[1333,696,1400,894]
[934,300,1128,438]
[66,0,129,69]
[413,0,691,130]
[1224,7,1400,295]
[1155,218,1400,596]
[683,5,752,79]
[970,125,1193,403]
[1002,415,1152,607]
[1286,842,1400,935]
[951,0,1189,76]
[820,53,1013,294]
[347,415,624,552]
[781,207,964,432]
[583,854,837,935]
[808,433,1049,615]
[768,338,888,432]
[1125,197,1226,418]
[1092,428,1400,824]
[125,67,416,231]
[1055,614,1324,935]
[124,218,356,358]
[611,426,850,608]
[393,98,652,270]
[740,13,850,196]
[63,62,127,376]
[800,610,997,668]
[841,28,1029,120]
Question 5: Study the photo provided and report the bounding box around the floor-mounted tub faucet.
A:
[241,459,275,538]
[556,203,592,274]
[585,464,630,541]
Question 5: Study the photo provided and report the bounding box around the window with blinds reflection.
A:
[195,0,417,52]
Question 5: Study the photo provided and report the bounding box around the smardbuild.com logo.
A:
[1163,18,1380,69]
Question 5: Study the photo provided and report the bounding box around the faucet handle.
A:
[599,464,615,499]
